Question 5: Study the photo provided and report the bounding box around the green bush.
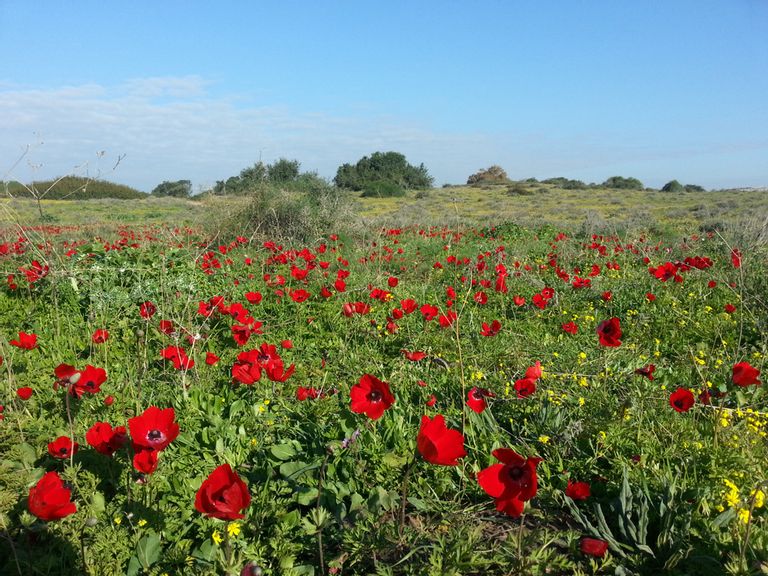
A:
[602,176,644,190]
[334,151,433,191]
[661,180,685,193]
[3,176,146,200]
[467,165,508,185]
[360,179,405,198]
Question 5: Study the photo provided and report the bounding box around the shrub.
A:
[542,177,587,190]
[467,165,508,185]
[334,151,433,191]
[601,176,644,190]
[360,180,405,198]
[151,180,191,198]
[661,180,685,193]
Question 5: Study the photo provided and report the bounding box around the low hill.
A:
[2,176,147,200]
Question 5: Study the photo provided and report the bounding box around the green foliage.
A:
[151,179,192,198]
[2,176,146,200]
[334,151,433,191]
[267,158,301,183]
[661,180,685,193]
[467,165,508,185]
[212,158,307,195]
[360,180,405,198]
[685,183,706,192]
[542,177,588,189]
[602,175,644,190]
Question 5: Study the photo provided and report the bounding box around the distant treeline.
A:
[2,176,147,200]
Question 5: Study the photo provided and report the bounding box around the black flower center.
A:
[148,429,164,441]
[368,390,382,402]
[508,466,525,481]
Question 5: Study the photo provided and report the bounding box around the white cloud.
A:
[1,77,765,191]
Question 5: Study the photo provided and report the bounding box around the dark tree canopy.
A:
[151,180,192,198]
[212,158,305,195]
[661,180,685,193]
[467,165,508,185]
[334,151,433,191]
[601,176,644,190]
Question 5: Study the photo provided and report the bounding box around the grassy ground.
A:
[4,185,768,234]
[352,184,768,237]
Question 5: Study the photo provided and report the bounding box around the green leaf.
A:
[136,531,161,569]
[296,486,319,506]
[271,441,299,461]
[90,492,105,514]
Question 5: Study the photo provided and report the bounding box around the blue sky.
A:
[1,1,766,192]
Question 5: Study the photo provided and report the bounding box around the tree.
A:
[151,180,192,198]
[467,165,508,185]
[601,176,644,190]
[267,158,300,183]
[684,183,705,192]
[661,180,684,193]
[334,151,433,191]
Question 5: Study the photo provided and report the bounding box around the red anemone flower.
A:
[732,362,761,387]
[596,317,622,347]
[86,422,128,456]
[160,346,195,370]
[480,320,501,337]
[477,448,542,517]
[580,537,609,558]
[71,365,108,398]
[416,414,466,466]
[467,387,495,414]
[17,386,33,400]
[195,464,251,520]
[10,331,38,350]
[402,350,427,362]
[514,378,536,398]
[565,480,591,501]
[128,406,179,452]
[48,436,79,459]
[561,321,578,335]
[28,471,77,521]
[91,329,109,343]
[139,301,157,319]
[205,352,220,365]
[634,364,656,381]
[133,448,159,474]
[350,374,395,420]
[669,387,695,413]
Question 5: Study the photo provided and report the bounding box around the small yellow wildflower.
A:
[751,489,765,509]
[738,509,751,524]
[538,435,550,444]
[137,519,147,527]
[212,530,223,545]
[113,517,121,526]
[578,397,585,406]
[263,399,270,405]
[227,522,241,537]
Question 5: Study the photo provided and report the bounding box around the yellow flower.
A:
[538,435,550,444]
[263,399,270,405]
[137,519,147,527]
[738,509,751,524]
[578,397,585,407]
[751,489,765,509]
[227,522,241,537]
[212,530,223,545]
[598,431,607,441]
[113,517,122,525]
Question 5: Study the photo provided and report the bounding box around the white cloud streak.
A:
[1,77,765,191]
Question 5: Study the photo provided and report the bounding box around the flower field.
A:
[1,218,766,575]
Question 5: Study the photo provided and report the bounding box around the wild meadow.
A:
[0,187,767,575]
